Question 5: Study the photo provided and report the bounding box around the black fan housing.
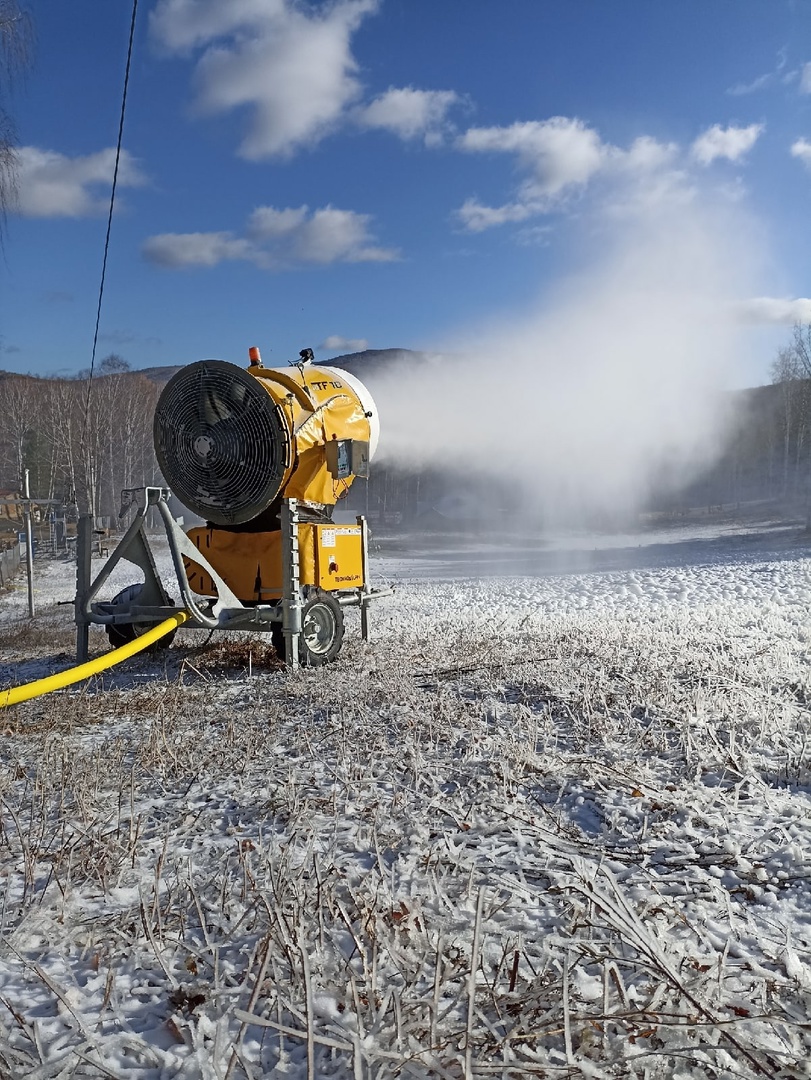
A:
[154,360,291,526]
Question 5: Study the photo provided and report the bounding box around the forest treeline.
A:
[690,324,811,516]
[3,331,811,529]
[0,356,162,524]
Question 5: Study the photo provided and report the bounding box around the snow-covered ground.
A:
[1,520,811,1077]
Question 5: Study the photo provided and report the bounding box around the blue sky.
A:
[1,0,810,385]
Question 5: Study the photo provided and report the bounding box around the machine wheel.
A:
[272,590,344,666]
[105,583,177,652]
[301,590,344,665]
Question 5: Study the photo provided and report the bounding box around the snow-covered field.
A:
[1,520,811,1078]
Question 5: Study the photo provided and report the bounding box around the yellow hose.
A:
[0,612,189,709]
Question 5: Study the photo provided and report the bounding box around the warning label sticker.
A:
[321,529,336,548]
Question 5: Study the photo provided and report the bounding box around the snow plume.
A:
[372,193,762,523]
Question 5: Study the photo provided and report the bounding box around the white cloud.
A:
[248,204,398,264]
[455,119,681,231]
[456,198,535,233]
[515,224,553,247]
[143,204,399,269]
[149,0,287,53]
[150,0,377,158]
[355,87,460,143]
[319,335,369,353]
[690,123,764,165]
[141,231,253,268]
[791,137,811,168]
[246,205,308,237]
[800,62,811,94]
[151,0,469,157]
[734,297,811,325]
[728,72,773,96]
[12,147,146,217]
[458,118,606,200]
[726,49,797,95]
[612,135,679,173]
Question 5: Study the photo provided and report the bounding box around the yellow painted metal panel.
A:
[185,523,322,602]
[314,524,364,590]
[249,366,372,508]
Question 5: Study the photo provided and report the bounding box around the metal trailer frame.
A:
[75,487,389,669]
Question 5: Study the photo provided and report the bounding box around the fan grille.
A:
[154,360,291,526]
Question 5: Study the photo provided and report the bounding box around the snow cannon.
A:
[153,348,379,527]
[76,347,390,669]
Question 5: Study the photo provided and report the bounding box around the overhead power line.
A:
[82,0,139,443]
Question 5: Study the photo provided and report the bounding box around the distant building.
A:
[0,490,23,525]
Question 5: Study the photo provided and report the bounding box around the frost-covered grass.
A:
[1,527,811,1077]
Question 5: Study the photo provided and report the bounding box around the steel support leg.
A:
[281,499,301,670]
[76,515,93,663]
[357,514,371,642]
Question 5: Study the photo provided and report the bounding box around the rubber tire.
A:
[272,590,344,667]
[105,583,177,652]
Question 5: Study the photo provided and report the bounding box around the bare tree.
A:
[95,356,133,519]
[0,365,164,528]
[0,373,38,486]
[771,346,803,497]
[788,322,811,377]
[772,328,811,521]
[0,1,33,233]
[42,379,75,498]
[99,352,130,376]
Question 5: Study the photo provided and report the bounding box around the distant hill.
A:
[0,369,41,384]
[322,347,421,370]
[132,365,184,385]
[319,348,433,385]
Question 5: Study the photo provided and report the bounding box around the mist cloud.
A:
[372,191,763,522]
[734,296,811,324]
